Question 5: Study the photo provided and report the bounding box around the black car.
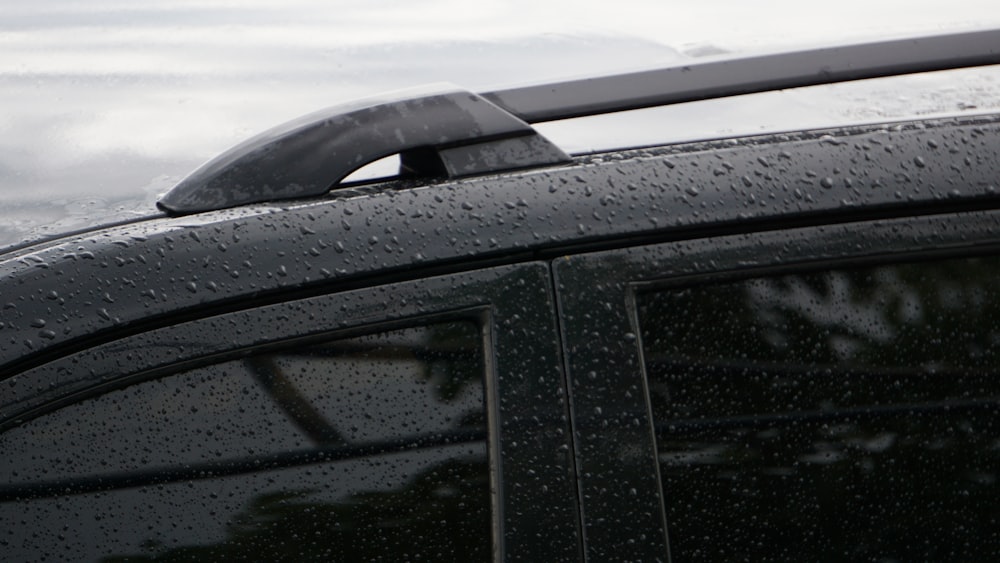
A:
[2,29,1000,561]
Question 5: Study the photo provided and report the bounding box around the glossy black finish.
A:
[485,28,1000,122]
[554,210,1000,561]
[6,25,1000,561]
[2,97,1000,561]
[2,264,580,561]
[158,85,570,215]
[4,114,1000,377]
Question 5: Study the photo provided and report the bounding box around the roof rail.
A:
[482,28,1000,123]
[159,29,1000,215]
[158,85,572,214]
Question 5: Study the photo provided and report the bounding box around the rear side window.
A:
[0,320,490,561]
[637,256,1000,561]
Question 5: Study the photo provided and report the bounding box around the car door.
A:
[0,263,580,562]
[556,209,1000,561]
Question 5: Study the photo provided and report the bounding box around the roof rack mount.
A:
[159,28,1000,215]
[158,85,571,214]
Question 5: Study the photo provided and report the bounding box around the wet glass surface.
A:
[637,256,1000,561]
[0,320,489,561]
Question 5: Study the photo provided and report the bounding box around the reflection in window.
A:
[0,321,490,561]
[637,256,1000,561]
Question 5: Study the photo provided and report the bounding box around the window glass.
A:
[637,256,1000,561]
[0,320,490,561]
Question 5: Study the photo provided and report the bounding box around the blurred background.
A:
[3,0,1000,247]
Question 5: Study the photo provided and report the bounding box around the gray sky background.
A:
[3,1,1000,247]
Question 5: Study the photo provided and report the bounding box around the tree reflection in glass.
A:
[0,321,490,562]
[638,256,1000,561]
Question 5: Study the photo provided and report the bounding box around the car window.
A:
[0,320,490,561]
[0,263,580,560]
[636,256,1000,561]
[552,210,1000,560]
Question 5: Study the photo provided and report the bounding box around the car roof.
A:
[4,110,1000,380]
